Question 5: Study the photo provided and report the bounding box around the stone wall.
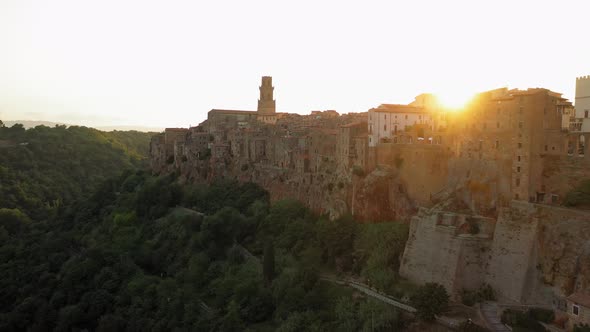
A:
[485,202,540,303]
[399,208,494,299]
[400,201,590,305]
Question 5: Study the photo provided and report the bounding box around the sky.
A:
[0,0,589,128]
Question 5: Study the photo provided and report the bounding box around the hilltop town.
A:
[150,76,590,330]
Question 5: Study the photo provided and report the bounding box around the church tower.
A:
[257,76,276,114]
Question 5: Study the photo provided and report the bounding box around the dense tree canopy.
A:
[0,124,154,221]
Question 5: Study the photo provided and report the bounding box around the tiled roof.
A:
[568,292,590,308]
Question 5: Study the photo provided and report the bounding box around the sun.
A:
[435,91,475,111]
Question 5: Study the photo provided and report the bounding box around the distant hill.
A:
[0,124,155,221]
[2,120,163,132]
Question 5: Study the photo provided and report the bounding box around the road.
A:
[480,302,511,332]
[320,275,416,313]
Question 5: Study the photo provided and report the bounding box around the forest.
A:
[0,123,441,331]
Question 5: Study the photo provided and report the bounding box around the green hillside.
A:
[0,123,155,221]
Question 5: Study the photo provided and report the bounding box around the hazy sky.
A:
[1,0,589,128]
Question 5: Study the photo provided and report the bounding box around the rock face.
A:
[535,207,590,298]
[351,166,416,222]
[400,200,590,304]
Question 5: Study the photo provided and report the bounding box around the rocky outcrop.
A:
[351,166,416,222]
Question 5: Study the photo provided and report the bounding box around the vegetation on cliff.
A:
[564,179,590,209]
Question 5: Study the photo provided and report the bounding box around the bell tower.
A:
[257,76,276,114]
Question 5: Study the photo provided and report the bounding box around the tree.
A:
[263,241,275,284]
[0,208,30,234]
[411,283,449,321]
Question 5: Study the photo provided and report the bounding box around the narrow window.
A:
[573,305,580,316]
[516,178,520,187]
[517,166,521,172]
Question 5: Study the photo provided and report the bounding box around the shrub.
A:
[527,307,554,323]
[564,179,590,208]
[574,324,590,332]
[352,166,365,177]
[460,284,496,306]
[411,283,449,321]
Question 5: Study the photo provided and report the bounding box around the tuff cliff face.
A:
[399,201,590,304]
[351,166,416,222]
[536,207,590,297]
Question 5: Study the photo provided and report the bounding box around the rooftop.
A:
[568,292,590,308]
[370,104,427,113]
[209,109,257,115]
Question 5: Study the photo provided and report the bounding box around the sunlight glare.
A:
[435,91,475,111]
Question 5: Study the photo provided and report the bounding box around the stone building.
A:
[337,121,368,171]
[368,104,433,147]
[566,292,590,331]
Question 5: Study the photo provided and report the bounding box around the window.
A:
[586,110,589,118]
[545,145,548,151]
[516,178,520,187]
[384,125,387,131]
[518,143,522,149]
[573,304,580,316]
[515,193,519,200]
[495,140,499,149]
[517,166,521,172]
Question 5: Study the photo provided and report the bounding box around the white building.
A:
[368,104,433,147]
[367,94,445,147]
[572,76,590,132]
[575,75,590,119]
